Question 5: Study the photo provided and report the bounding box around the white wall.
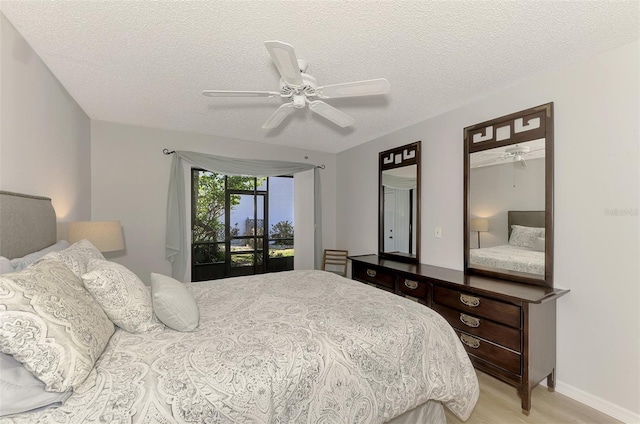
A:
[90,121,336,282]
[0,13,91,236]
[337,40,639,421]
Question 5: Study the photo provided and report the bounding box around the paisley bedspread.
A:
[469,244,544,275]
[1,270,478,423]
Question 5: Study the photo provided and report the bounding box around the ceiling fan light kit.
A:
[203,41,390,129]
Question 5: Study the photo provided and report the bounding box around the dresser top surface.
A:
[349,254,569,303]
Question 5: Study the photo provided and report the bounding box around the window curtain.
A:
[166,150,321,281]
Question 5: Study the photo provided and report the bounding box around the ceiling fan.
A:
[472,145,544,168]
[202,41,390,129]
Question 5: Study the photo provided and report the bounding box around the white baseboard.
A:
[553,380,640,424]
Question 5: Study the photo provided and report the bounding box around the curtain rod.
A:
[162,148,325,169]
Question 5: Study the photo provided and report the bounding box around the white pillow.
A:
[151,273,200,332]
[0,257,14,275]
[10,240,69,271]
[533,237,545,252]
[0,257,114,392]
[82,260,163,333]
[509,225,545,249]
[43,239,104,278]
[0,353,72,417]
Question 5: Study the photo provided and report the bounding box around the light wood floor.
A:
[445,371,621,424]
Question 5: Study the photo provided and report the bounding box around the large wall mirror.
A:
[379,141,421,263]
[464,103,554,287]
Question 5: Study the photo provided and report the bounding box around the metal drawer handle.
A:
[460,334,480,349]
[460,313,480,328]
[460,294,480,307]
[366,269,377,277]
[404,279,419,290]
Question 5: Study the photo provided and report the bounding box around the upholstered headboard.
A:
[0,191,57,259]
[508,210,545,238]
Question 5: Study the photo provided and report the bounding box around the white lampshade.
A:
[470,218,489,232]
[68,221,124,252]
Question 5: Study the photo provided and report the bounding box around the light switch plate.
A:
[435,227,442,238]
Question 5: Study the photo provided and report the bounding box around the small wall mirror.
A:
[464,104,554,287]
[379,141,421,263]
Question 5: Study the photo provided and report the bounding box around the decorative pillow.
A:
[82,260,163,333]
[42,239,104,278]
[0,257,13,275]
[509,225,545,249]
[533,237,545,252]
[0,353,71,417]
[0,258,114,392]
[10,240,69,271]
[150,273,200,332]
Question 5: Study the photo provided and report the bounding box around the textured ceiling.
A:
[2,1,638,153]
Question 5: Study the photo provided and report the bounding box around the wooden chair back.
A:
[321,249,349,277]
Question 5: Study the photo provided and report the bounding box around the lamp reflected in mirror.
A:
[470,218,489,248]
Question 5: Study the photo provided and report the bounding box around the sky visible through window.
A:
[229,176,293,237]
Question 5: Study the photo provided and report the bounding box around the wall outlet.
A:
[435,227,442,238]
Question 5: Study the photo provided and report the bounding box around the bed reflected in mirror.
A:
[464,103,554,287]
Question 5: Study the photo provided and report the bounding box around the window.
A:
[191,170,294,281]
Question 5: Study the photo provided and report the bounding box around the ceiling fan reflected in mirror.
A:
[202,41,390,129]
[472,144,545,168]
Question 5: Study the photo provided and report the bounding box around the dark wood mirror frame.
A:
[379,141,421,263]
[464,103,554,287]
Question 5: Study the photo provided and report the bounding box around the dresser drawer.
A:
[433,286,521,328]
[353,264,395,290]
[432,303,521,352]
[398,276,429,299]
[454,329,521,375]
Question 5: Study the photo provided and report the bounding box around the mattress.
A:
[1,270,478,423]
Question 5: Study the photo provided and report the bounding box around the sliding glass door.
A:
[191,170,293,281]
[226,190,266,277]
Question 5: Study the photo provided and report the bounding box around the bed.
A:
[0,191,478,423]
[469,211,545,276]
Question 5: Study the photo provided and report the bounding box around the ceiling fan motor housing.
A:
[505,145,530,155]
[279,72,318,96]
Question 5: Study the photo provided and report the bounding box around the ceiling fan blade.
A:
[202,90,281,98]
[308,100,355,127]
[316,78,390,98]
[476,151,506,157]
[262,103,296,129]
[471,158,498,167]
[264,41,303,88]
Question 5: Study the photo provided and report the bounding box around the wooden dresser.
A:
[350,254,569,415]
